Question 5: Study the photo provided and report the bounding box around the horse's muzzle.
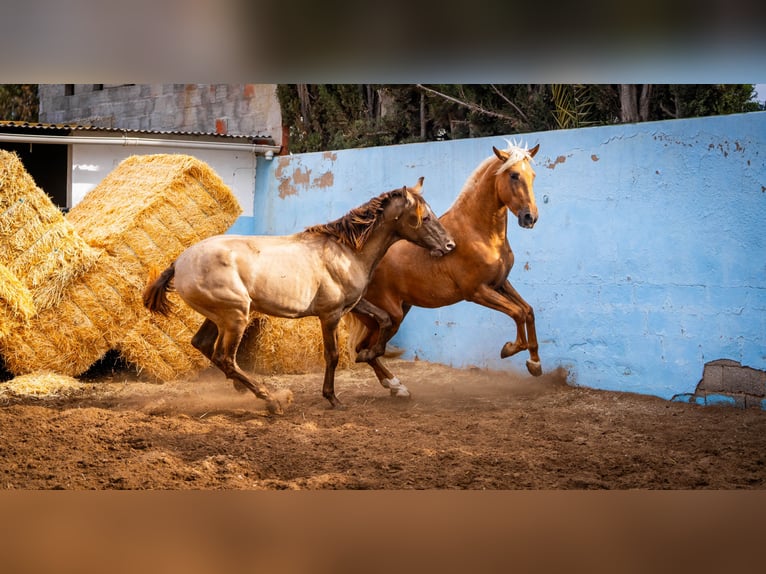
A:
[430,239,456,257]
[518,207,538,229]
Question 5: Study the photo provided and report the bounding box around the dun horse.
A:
[349,142,541,398]
[143,178,455,413]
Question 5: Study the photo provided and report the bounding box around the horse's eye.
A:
[422,214,431,222]
[510,173,520,181]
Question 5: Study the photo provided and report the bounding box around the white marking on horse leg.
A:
[381,376,399,389]
[526,359,542,377]
[382,377,410,398]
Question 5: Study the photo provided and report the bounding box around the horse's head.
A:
[493,142,540,229]
[388,177,455,257]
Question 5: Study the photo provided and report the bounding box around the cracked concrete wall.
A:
[252,112,766,401]
[39,84,282,142]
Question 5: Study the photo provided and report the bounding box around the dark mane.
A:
[303,187,423,251]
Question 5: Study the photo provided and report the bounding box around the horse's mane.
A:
[303,188,424,251]
[495,139,535,175]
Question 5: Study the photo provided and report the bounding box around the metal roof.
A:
[0,121,276,145]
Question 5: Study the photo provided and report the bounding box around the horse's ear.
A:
[493,146,509,162]
[528,143,540,158]
[411,176,424,195]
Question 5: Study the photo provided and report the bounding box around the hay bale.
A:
[0,252,126,376]
[0,262,35,339]
[0,370,87,399]
[0,150,102,312]
[116,292,209,382]
[67,154,242,381]
[67,153,241,268]
[238,314,353,375]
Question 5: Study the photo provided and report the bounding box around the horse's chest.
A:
[481,245,514,286]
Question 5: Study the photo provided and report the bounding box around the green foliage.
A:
[0,85,38,121]
[279,84,760,152]
[663,84,760,117]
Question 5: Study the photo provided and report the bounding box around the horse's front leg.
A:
[319,315,344,409]
[469,283,542,377]
[499,280,541,375]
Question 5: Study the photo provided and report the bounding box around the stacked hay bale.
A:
[2,149,351,382]
[0,150,107,374]
[67,154,242,381]
[238,314,353,374]
[0,262,35,340]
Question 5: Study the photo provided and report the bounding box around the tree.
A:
[0,85,38,121]
[277,84,760,152]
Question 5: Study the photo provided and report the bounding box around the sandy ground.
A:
[2,359,765,489]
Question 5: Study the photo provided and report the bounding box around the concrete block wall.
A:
[673,359,766,409]
[252,112,766,403]
[38,84,283,143]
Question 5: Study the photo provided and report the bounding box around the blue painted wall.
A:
[250,112,766,400]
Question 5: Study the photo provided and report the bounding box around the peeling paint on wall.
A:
[546,155,568,169]
[313,171,334,188]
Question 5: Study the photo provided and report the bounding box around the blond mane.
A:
[495,139,535,175]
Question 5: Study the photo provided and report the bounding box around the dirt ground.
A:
[2,359,765,490]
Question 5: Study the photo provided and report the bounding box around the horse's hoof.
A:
[265,400,283,415]
[380,377,400,389]
[266,389,294,415]
[526,359,543,377]
[501,342,521,359]
[390,387,411,399]
[382,377,410,398]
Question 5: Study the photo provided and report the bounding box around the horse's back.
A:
[174,233,364,319]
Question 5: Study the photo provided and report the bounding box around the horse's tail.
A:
[142,262,176,316]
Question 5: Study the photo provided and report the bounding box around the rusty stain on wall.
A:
[278,179,296,198]
[274,156,290,179]
[313,171,334,188]
[292,167,311,187]
[275,154,336,198]
[546,155,568,169]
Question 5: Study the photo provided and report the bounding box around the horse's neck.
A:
[355,222,401,275]
[444,162,508,236]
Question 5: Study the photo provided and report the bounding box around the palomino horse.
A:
[349,142,541,398]
[143,178,455,413]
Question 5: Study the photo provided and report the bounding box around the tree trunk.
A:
[639,84,652,122]
[620,84,639,123]
[297,84,310,125]
[620,84,652,123]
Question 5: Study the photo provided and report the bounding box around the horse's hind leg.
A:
[365,303,412,398]
[191,318,217,360]
[192,318,248,393]
[212,317,289,414]
[352,299,393,363]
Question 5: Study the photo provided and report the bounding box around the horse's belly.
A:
[248,270,322,317]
